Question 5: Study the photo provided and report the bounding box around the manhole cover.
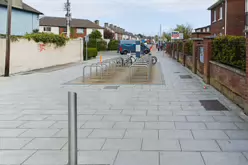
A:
[199,100,228,111]
[104,86,120,89]
[180,75,192,79]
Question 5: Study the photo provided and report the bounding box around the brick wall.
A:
[185,55,193,70]
[227,0,245,36]
[179,52,184,64]
[192,32,211,38]
[59,27,87,38]
[210,3,225,35]
[210,61,246,108]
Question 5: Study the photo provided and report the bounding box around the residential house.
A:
[0,0,42,36]
[39,17,104,38]
[208,0,245,36]
[104,23,125,40]
[195,25,211,33]
[192,25,211,38]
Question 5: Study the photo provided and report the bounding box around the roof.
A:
[195,25,211,30]
[0,0,43,14]
[40,17,104,29]
[208,0,225,10]
[108,27,124,34]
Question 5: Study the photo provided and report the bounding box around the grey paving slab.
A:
[124,130,158,139]
[159,130,194,139]
[0,129,27,137]
[235,123,248,129]
[82,121,115,129]
[19,121,56,128]
[225,130,248,140]
[53,129,93,138]
[23,150,67,165]
[159,116,186,122]
[114,151,159,165]
[50,121,86,129]
[89,129,125,138]
[20,129,60,138]
[142,139,180,151]
[202,152,248,165]
[147,110,172,116]
[160,152,205,165]
[95,110,122,115]
[102,139,142,151]
[175,122,206,130]
[131,116,158,122]
[122,110,147,116]
[180,140,220,151]
[114,122,144,129]
[78,115,104,121]
[217,140,248,152]
[0,114,23,121]
[0,138,33,149]
[0,121,25,128]
[173,111,199,116]
[205,122,239,130]
[0,150,35,164]
[63,138,105,150]
[17,115,48,121]
[78,151,118,165]
[192,130,229,139]
[45,115,68,121]
[23,138,67,150]
[186,116,215,122]
[213,116,244,122]
[103,115,131,122]
[145,122,175,129]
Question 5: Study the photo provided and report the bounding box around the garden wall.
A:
[210,61,246,108]
[0,38,83,75]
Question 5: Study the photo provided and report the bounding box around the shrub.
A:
[212,36,246,71]
[24,33,69,47]
[184,40,193,56]
[84,48,98,60]
[108,40,119,50]
[86,39,107,51]
[178,41,183,52]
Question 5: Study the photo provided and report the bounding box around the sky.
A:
[23,0,218,36]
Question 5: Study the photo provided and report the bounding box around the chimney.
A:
[12,0,23,9]
[94,20,99,25]
[104,23,108,28]
[114,25,117,30]
[110,24,113,29]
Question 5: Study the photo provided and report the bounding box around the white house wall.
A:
[39,26,60,35]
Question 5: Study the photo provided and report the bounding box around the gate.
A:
[196,43,204,77]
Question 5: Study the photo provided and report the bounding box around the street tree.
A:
[89,30,102,39]
[162,32,171,42]
[174,24,193,39]
[104,29,114,39]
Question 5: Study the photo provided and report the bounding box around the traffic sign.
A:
[85,35,89,43]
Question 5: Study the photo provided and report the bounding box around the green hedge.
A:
[212,36,246,71]
[24,33,68,47]
[108,40,119,50]
[86,39,107,51]
[84,48,98,60]
[184,40,193,56]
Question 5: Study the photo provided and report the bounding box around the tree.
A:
[155,35,159,42]
[89,30,102,39]
[162,32,171,42]
[173,24,193,39]
[104,29,114,39]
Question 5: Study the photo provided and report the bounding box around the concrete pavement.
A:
[1,52,248,165]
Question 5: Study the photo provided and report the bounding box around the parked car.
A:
[118,40,150,55]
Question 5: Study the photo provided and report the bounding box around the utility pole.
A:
[4,0,12,77]
[64,0,71,38]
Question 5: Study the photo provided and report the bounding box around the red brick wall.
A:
[185,56,193,70]
[210,61,246,108]
[227,0,245,36]
[192,33,211,38]
[59,27,87,38]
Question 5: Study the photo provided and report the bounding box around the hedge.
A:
[108,40,119,50]
[212,36,246,71]
[84,48,98,60]
[184,40,193,56]
[24,33,68,47]
[86,39,107,51]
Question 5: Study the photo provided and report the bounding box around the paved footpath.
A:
[1,52,248,165]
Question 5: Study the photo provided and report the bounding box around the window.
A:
[213,10,217,22]
[43,27,51,32]
[76,28,84,34]
[207,27,210,32]
[203,29,206,32]
[219,7,223,20]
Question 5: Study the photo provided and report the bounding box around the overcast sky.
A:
[24,0,217,36]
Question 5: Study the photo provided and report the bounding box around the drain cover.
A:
[199,100,228,111]
[180,75,192,79]
[104,86,120,89]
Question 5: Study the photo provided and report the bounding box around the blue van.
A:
[118,40,150,55]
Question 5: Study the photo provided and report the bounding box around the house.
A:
[104,23,124,40]
[208,0,245,36]
[192,25,211,38]
[0,0,42,36]
[39,17,104,38]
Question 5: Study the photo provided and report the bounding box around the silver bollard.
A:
[68,92,78,165]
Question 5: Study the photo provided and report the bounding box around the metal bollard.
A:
[68,92,78,165]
